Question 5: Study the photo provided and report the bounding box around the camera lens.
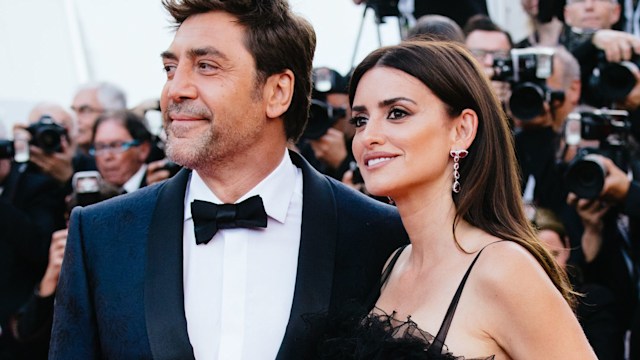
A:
[594,62,638,102]
[565,157,606,199]
[509,83,545,121]
[37,128,63,153]
[303,100,336,140]
[0,140,15,159]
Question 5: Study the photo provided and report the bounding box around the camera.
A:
[26,115,67,153]
[0,140,15,160]
[564,109,631,199]
[72,171,103,207]
[492,47,564,121]
[301,99,347,140]
[365,0,400,21]
[589,51,640,103]
[0,138,30,162]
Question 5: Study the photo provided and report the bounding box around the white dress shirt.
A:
[183,151,303,360]
[122,164,147,194]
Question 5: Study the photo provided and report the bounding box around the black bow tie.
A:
[190,195,268,245]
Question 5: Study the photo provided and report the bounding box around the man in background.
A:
[70,82,127,155]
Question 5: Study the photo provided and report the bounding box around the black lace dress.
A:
[312,245,495,360]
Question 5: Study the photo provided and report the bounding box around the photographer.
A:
[561,0,640,110]
[0,122,66,359]
[17,103,97,187]
[464,15,514,112]
[2,179,120,359]
[532,206,620,359]
[90,110,153,193]
[297,67,354,181]
[510,47,579,215]
[71,82,127,156]
[562,107,640,357]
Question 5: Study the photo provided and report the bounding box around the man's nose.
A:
[165,64,197,102]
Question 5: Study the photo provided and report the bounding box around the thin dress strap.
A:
[426,240,504,357]
[380,244,409,289]
[363,244,410,311]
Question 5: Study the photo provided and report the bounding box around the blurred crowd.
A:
[1,0,640,359]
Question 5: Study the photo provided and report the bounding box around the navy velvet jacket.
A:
[49,151,407,359]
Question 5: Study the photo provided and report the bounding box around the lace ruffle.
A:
[308,306,494,360]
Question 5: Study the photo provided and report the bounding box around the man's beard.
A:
[164,123,216,170]
[163,102,215,170]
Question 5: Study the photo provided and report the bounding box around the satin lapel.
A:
[144,168,195,360]
[276,151,338,358]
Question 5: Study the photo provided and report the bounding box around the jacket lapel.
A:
[276,151,338,358]
[144,168,196,360]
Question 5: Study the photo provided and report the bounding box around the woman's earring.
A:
[450,149,468,194]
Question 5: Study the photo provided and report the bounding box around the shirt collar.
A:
[123,163,148,194]
[185,150,297,224]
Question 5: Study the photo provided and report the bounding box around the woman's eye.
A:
[388,108,408,120]
[349,116,368,128]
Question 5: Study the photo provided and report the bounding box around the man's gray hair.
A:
[553,46,581,89]
[77,82,127,110]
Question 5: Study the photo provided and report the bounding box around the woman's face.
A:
[351,66,455,199]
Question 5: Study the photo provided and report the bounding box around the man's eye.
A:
[198,62,218,72]
[163,65,176,76]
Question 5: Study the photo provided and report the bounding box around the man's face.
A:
[93,120,148,187]
[72,88,104,148]
[466,30,512,104]
[564,0,621,30]
[160,11,268,171]
[466,30,511,71]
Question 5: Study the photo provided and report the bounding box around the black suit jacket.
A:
[49,151,407,359]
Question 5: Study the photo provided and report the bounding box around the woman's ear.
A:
[264,69,295,119]
[451,108,478,150]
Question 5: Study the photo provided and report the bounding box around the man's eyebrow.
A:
[160,51,177,61]
[160,47,229,62]
[189,47,228,61]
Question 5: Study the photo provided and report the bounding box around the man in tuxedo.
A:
[49,1,407,359]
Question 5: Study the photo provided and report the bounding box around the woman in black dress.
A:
[317,40,596,359]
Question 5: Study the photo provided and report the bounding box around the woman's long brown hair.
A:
[349,40,575,308]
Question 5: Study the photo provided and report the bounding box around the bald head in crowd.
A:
[28,102,75,137]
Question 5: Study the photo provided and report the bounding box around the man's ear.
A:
[450,108,478,150]
[264,70,295,119]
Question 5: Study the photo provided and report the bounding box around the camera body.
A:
[301,99,347,140]
[365,0,400,21]
[0,140,15,160]
[493,47,564,121]
[72,171,103,207]
[564,109,631,199]
[589,51,640,103]
[26,115,67,153]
